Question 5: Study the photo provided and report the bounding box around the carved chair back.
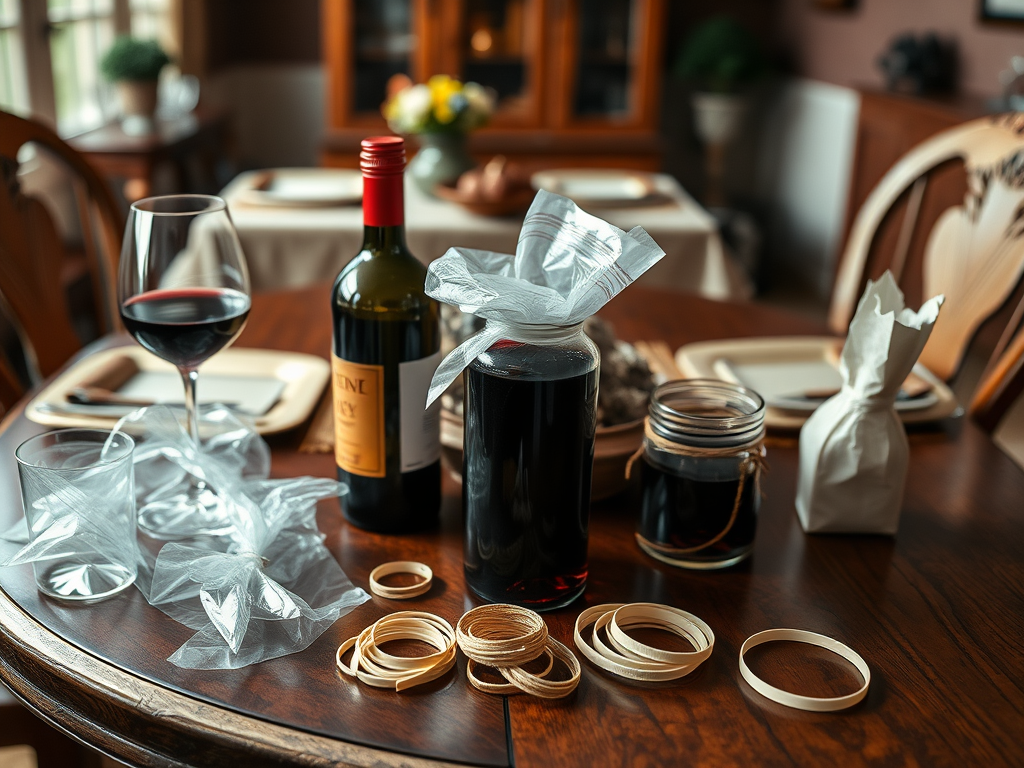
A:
[0,110,124,411]
[830,113,1024,383]
[970,323,1024,431]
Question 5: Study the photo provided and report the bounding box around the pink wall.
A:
[779,0,1024,96]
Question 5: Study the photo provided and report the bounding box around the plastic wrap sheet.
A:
[424,190,665,405]
[2,405,369,669]
[116,405,370,668]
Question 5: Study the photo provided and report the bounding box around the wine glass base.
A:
[138,485,235,540]
[35,561,136,603]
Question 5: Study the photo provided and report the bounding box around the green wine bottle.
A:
[330,136,441,532]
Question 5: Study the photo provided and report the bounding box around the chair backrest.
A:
[829,113,1024,382]
[0,110,123,390]
[970,322,1024,432]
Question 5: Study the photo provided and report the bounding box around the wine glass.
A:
[118,194,251,539]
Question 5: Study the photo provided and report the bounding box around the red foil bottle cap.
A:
[360,136,406,177]
[361,136,405,226]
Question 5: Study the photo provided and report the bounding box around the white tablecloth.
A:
[220,171,752,300]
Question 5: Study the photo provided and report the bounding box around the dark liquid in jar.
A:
[638,457,758,566]
[463,355,597,609]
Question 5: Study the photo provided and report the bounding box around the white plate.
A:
[531,169,656,206]
[236,168,362,207]
[27,346,330,435]
[713,358,939,412]
[675,336,959,430]
[117,371,284,416]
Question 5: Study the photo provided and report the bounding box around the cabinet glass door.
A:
[352,0,413,114]
[571,0,633,118]
[453,0,543,125]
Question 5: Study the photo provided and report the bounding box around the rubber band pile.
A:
[574,602,715,682]
[456,604,581,699]
[337,579,869,711]
[336,611,456,691]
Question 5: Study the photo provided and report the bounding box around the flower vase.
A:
[408,132,476,196]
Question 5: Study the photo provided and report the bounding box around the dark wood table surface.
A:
[1,285,1022,767]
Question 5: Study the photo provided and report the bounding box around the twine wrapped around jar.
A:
[627,417,766,556]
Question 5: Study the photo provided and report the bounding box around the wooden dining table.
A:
[0,285,1022,767]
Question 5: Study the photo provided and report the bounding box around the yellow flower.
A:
[428,74,463,124]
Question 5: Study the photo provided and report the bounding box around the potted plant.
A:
[674,17,768,205]
[100,36,171,135]
[382,74,495,195]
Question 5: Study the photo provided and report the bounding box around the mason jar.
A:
[636,379,766,570]
[463,323,599,609]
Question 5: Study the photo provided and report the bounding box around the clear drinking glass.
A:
[16,429,137,602]
[118,194,251,539]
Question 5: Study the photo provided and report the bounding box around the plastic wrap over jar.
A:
[114,405,370,669]
[424,189,665,406]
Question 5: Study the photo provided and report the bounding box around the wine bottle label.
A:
[399,351,442,473]
[332,354,386,478]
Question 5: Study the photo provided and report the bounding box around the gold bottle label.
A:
[331,354,385,478]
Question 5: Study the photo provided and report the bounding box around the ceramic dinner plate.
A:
[235,168,363,207]
[531,169,657,207]
[675,336,960,430]
[26,346,330,435]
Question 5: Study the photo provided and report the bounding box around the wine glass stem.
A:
[181,368,200,448]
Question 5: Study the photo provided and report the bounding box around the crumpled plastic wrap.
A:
[116,405,370,669]
[424,189,665,406]
[2,405,370,669]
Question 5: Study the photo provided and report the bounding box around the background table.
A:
[1,287,1022,766]
[220,172,752,300]
[69,109,229,203]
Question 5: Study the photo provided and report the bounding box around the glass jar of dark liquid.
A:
[637,380,766,570]
[463,324,599,610]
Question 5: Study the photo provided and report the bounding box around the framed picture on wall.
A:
[981,0,1024,22]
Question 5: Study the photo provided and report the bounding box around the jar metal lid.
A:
[649,379,765,448]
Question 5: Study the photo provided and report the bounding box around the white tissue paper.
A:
[796,271,943,534]
[424,189,665,406]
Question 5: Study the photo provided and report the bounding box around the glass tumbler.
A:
[16,429,137,602]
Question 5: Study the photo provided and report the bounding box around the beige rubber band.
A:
[574,603,715,682]
[498,637,581,699]
[609,603,714,666]
[456,604,548,668]
[466,648,555,695]
[336,611,456,692]
[456,604,579,699]
[369,561,433,599]
[738,628,870,712]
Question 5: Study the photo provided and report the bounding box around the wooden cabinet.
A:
[321,0,666,170]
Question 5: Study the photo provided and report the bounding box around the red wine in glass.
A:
[118,194,251,540]
[121,288,251,370]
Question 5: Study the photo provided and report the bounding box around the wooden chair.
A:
[830,113,1024,384]
[970,323,1024,432]
[0,110,124,412]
